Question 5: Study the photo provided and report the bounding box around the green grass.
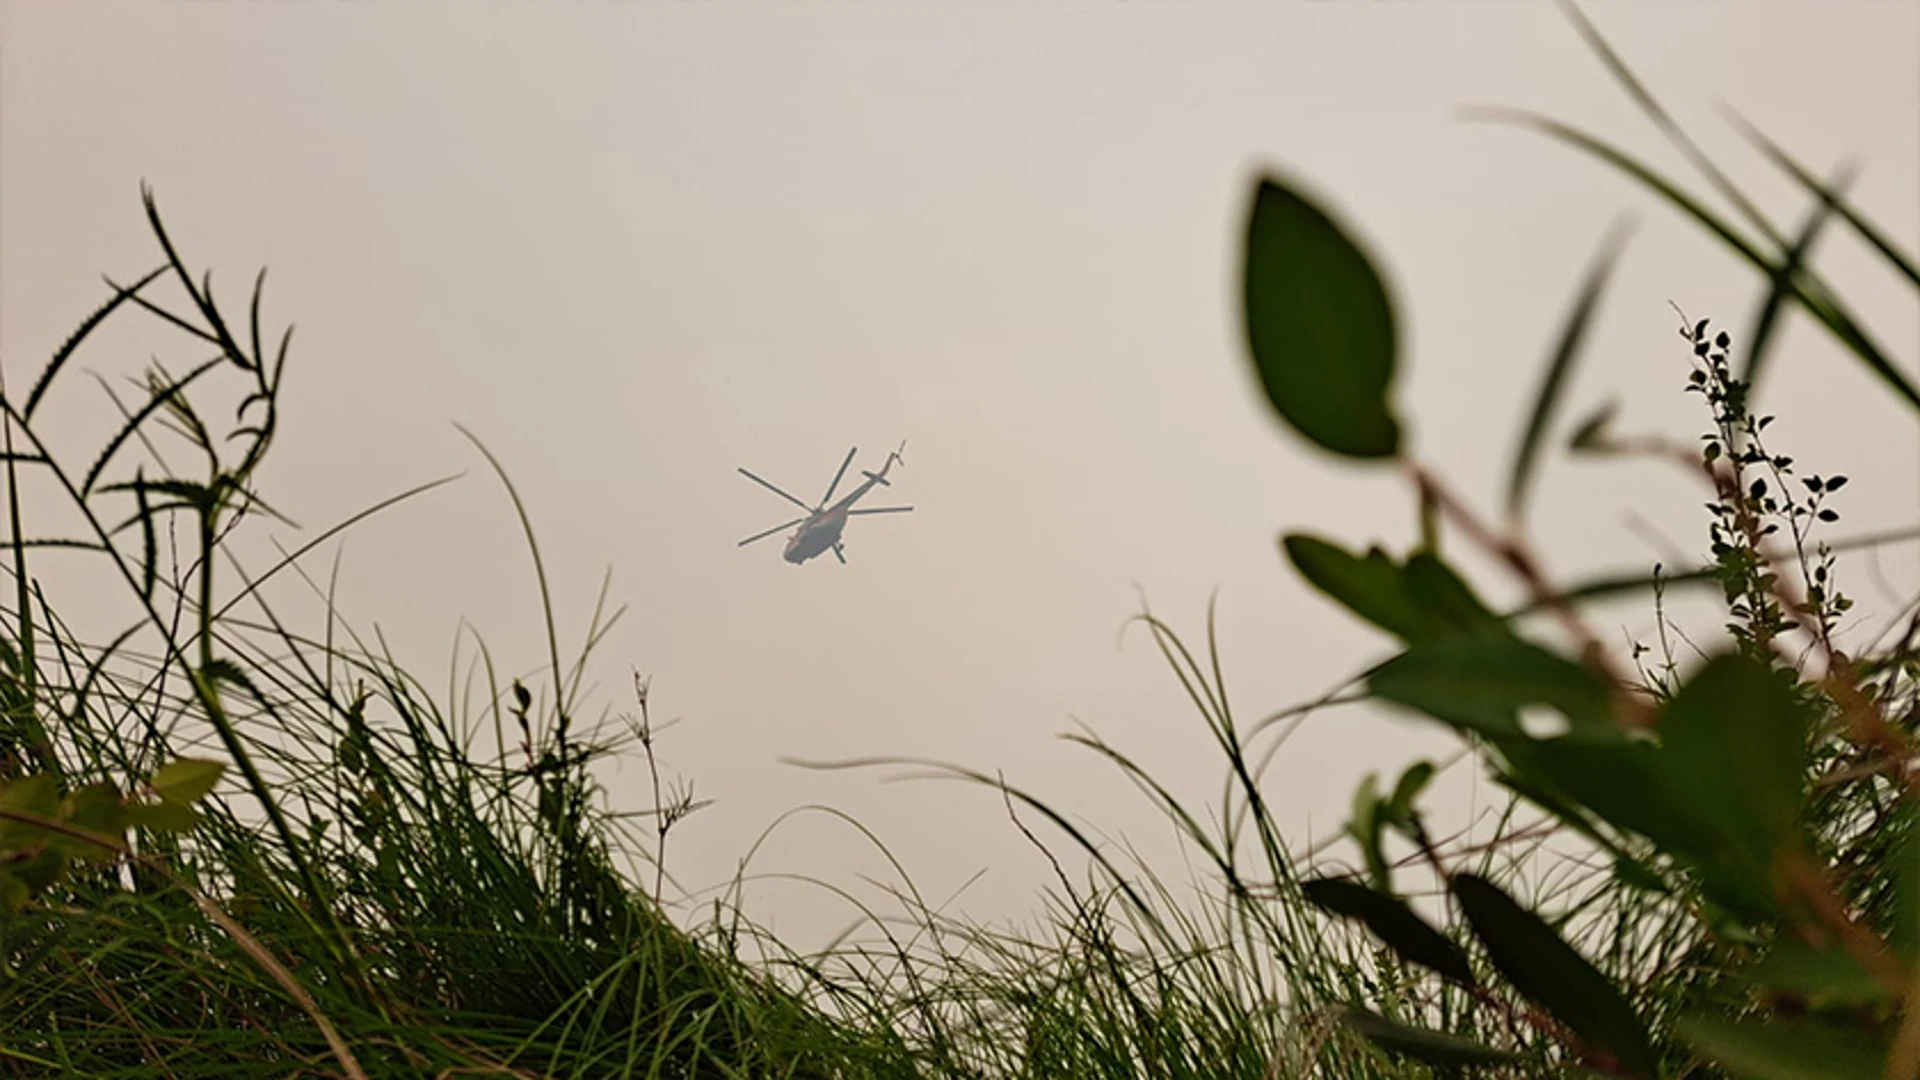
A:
[4,8,1916,1075]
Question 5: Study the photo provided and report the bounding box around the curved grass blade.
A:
[212,472,462,620]
[24,266,167,420]
[1506,218,1633,521]
[1742,167,1852,392]
[1559,1,1781,248]
[1464,107,1920,413]
[455,424,573,736]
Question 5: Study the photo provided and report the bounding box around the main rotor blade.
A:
[738,517,804,547]
[846,506,913,515]
[738,468,813,512]
[820,446,858,508]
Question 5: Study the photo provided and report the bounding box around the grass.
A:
[3,8,1916,1074]
[0,185,1501,1079]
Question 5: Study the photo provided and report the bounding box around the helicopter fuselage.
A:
[782,510,848,564]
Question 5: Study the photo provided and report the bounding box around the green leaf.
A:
[0,775,60,847]
[1743,941,1889,1009]
[1610,853,1670,897]
[1385,760,1435,825]
[1567,398,1619,453]
[1347,772,1391,892]
[1676,1015,1888,1080]
[151,758,226,806]
[1241,176,1402,459]
[1654,653,1810,890]
[1893,805,1920,963]
[1302,877,1476,986]
[0,870,28,917]
[1507,218,1633,519]
[1451,873,1659,1078]
[1499,737,1695,853]
[1283,535,1504,645]
[1283,534,1424,641]
[1400,554,1505,641]
[125,800,199,834]
[56,782,128,861]
[1340,1007,1524,1068]
[1368,635,1621,744]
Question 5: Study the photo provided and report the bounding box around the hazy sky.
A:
[3,2,1916,949]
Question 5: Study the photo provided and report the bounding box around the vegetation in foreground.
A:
[4,8,1917,1078]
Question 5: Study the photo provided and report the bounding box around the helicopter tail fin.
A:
[861,440,909,486]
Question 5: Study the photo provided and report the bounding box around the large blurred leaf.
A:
[1399,553,1504,640]
[1369,635,1620,744]
[1743,941,1889,1010]
[1302,877,1476,986]
[1241,176,1402,459]
[1340,1007,1524,1068]
[1676,1016,1887,1080]
[1451,873,1659,1078]
[1654,654,1809,888]
[1499,656,1802,919]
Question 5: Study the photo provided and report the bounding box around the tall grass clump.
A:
[0,185,929,1078]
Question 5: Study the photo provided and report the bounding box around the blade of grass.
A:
[1506,217,1634,522]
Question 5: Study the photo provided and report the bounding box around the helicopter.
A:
[737,441,913,565]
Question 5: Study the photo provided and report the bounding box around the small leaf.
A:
[1451,874,1659,1078]
[151,758,226,805]
[1347,773,1390,892]
[1385,760,1435,824]
[1567,398,1619,451]
[1824,475,1848,491]
[1676,1015,1888,1080]
[1242,175,1402,459]
[1302,877,1476,986]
